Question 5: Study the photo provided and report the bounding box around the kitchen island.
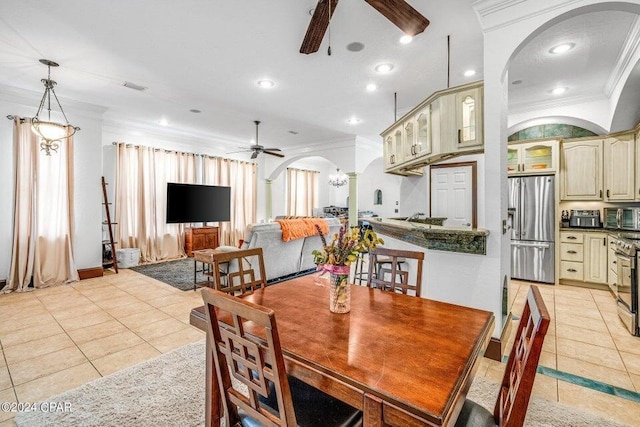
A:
[367,218,490,255]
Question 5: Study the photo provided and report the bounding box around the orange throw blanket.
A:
[275,218,329,242]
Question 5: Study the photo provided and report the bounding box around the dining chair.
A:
[366,247,424,297]
[211,247,267,296]
[201,288,363,427]
[454,285,550,427]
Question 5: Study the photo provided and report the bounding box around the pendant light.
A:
[31,59,80,155]
[328,168,348,187]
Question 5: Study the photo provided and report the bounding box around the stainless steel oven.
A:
[611,234,640,336]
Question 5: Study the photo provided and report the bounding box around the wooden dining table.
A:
[190,274,495,427]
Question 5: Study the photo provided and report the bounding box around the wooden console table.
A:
[185,226,219,256]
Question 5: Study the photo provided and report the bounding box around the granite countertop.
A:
[368,218,489,255]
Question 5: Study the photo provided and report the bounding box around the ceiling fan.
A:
[232,121,285,159]
[300,0,430,54]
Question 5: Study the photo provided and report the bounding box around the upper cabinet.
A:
[380,81,483,176]
[455,87,483,149]
[604,132,635,201]
[508,139,558,175]
[560,139,603,200]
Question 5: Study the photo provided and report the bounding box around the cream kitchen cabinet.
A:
[584,232,608,284]
[608,235,618,291]
[455,87,483,149]
[636,128,640,200]
[380,81,483,175]
[383,125,404,174]
[560,139,603,200]
[559,231,607,285]
[508,139,558,175]
[604,132,635,201]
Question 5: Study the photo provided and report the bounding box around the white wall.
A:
[357,157,402,218]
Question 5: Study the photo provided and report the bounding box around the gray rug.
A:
[130,258,200,291]
[15,341,629,427]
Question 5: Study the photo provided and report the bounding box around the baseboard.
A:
[485,312,513,362]
[77,267,104,280]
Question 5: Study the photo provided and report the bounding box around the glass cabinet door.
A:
[384,136,395,169]
[404,121,414,158]
[523,144,553,172]
[416,107,431,156]
[394,128,403,164]
[455,88,483,148]
[507,147,519,172]
[461,95,476,142]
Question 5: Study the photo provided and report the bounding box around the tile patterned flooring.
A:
[0,272,639,425]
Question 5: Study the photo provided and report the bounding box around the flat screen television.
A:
[166,183,231,223]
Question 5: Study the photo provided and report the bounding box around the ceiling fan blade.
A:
[300,0,339,54]
[226,148,252,154]
[262,147,282,152]
[264,150,285,158]
[251,151,259,159]
[364,0,429,36]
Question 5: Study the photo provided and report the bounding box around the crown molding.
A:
[509,92,607,115]
[473,0,583,32]
[605,15,640,97]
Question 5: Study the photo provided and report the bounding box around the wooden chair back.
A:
[201,288,297,427]
[367,247,424,297]
[212,247,267,296]
[495,285,550,426]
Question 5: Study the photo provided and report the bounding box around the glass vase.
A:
[329,269,351,314]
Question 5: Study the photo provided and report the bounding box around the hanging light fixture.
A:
[31,59,80,155]
[328,168,348,187]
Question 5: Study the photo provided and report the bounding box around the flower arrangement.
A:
[312,224,383,267]
[312,224,383,313]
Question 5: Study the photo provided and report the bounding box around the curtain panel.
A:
[3,117,78,292]
[286,168,319,217]
[115,143,196,263]
[202,157,256,246]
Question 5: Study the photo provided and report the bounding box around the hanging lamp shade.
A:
[31,59,80,155]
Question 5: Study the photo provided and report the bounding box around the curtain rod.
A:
[111,141,256,164]
[6,115,26,123]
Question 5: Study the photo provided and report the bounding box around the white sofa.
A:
[240,218,342,282]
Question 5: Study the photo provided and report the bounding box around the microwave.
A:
[604,208,640,230]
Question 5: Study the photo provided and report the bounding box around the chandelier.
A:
[328,168,348,187]
[32,59,80,155]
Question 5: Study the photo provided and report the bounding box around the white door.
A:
[430,165,474,228]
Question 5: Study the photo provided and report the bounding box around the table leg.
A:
[205,333,222,427]
[194,259,197,291]
[364,393,387,427]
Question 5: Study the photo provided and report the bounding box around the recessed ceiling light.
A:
[550,87,567,95]
[399,35,413,44]
[549,43,575,54]
[375,63,394,73]
[347,117,360,125]
[366,83,378,92]
[158,118,169,126]
[257,80,275,89]
[189,109,201,113]
[512,80,523,85]
[463,69,476,77]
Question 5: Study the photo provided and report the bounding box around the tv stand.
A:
[185,226,219,256]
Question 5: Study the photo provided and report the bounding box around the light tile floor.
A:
[0,269,205,426]
[0,272,639,425]
[476,280,640,426]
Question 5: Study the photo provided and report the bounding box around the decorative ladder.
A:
[101,176,118,273]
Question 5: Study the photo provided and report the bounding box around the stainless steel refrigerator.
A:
[509,175,555,284]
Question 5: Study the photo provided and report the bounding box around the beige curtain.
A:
[115,143,196,263]
[202,157,256,246]
[3,117,78,292]
[287,168,319,216]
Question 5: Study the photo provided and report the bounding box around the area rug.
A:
[130,257,199,291]
[15,341,629,427]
